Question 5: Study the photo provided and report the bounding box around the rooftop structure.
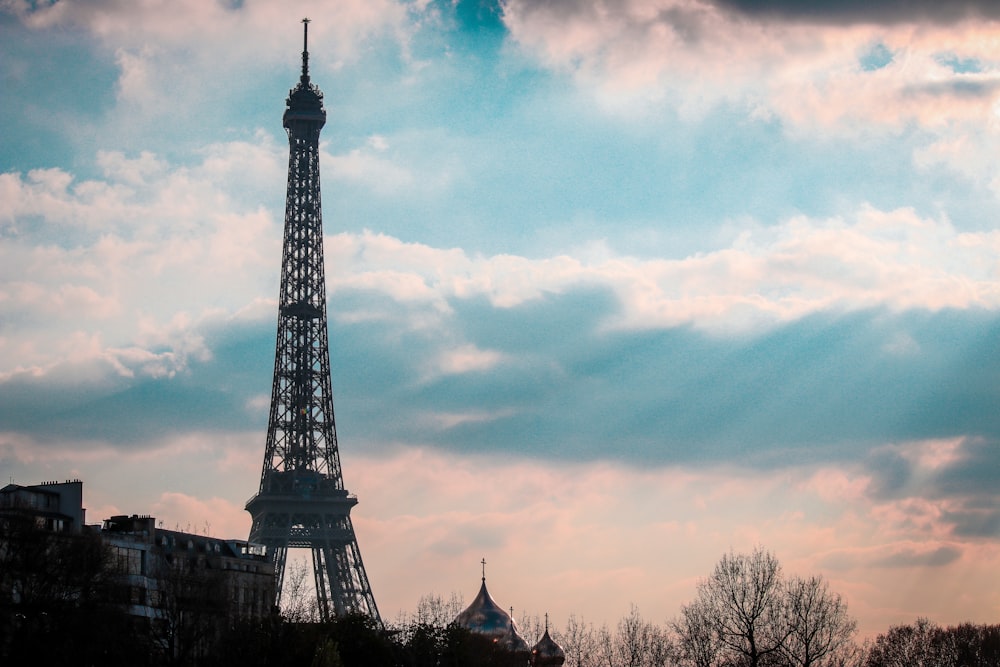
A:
[0,479,85,533]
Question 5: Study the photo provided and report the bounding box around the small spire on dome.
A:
[300,18,311,82]
[481,557,487,582]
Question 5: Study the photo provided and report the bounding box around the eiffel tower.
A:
[246,19,380,622]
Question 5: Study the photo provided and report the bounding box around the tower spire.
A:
[301,17,311,82]
[246,22,380,625]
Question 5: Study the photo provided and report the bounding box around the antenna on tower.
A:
[301,17,311,81]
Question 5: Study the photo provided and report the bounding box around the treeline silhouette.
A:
[2,521,998,667]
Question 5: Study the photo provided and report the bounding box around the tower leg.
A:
[312,546,332,622]
[271,544,289,605]
[325,544,351,617]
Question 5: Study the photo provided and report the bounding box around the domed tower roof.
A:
[498,607,531,656]
[454,560,528,652]
[454,578,515,639]
[531,615,566,666]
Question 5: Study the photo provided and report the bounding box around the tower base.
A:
[246,472,380,622]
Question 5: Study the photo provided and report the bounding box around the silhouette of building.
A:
[0,479,86,534]
[103,514,273,624]
[244,19,380,623]
[0,480,107,661]
[0,480,274,662]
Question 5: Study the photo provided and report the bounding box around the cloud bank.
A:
[3,0,1000,638]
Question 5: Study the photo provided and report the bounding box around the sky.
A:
[3,0,1000,639]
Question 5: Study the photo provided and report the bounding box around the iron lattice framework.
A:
[246,19,380,623]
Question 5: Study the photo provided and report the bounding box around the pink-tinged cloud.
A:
[500,0,1000,186]
[502,0,1000,130]
[15,0,410,70]
[335,447,1000,636]
[151,491,249,540]
[4,431,999,636]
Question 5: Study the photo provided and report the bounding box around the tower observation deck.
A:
[245,19,380,623]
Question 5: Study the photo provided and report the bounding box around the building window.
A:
[114,546,144,575]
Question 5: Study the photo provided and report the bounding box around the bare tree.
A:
[591,605,674,667]
[673,598,724,667]
[621,606,645,667]
[281,558,319,623]
[646,622,676,667]
[558,613,600,667]
[782,575,857,667]
[150,551,228,665]
[946,622,1000,667]
[863,618,957,667]
[598,623,616,667]
[0,516,125,663]
[697,547,790,667]
[615,604,653,667]
[413,591,465,627]
[826,642,867,667]
[519,610,546,645]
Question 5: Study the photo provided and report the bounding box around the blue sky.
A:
[3,0,1000,636]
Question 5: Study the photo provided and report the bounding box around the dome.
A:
[531,628,566,666]
[454,578,520,640]
[498,618,531,656]
[454,563,532,662]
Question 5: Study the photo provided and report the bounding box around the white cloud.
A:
[327,147,417,193]
[20,0,409,64]
[325,207,1000,337]
[428,343,505,377]
[501,0,1000,185]
[0,141,284,377]
[96,149,167,185]
[4,135,998,386]
[503,0,1000,127]
[421,408,518,430]
[7,0,416,162]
